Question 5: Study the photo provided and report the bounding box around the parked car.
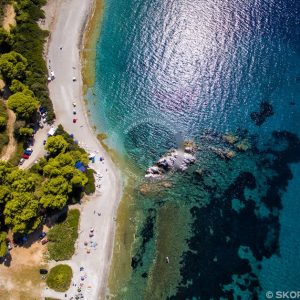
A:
[26,148,33,153]
[73,118,77,123]
[22,154,30,159]
[41,239,48,245]
[42,216,47,224]
[19,158,25,165]
[39,232,46,239]
[39,122,44,128]
[39,107,46,114]
[7,242,12,250]
[23,150,32,156]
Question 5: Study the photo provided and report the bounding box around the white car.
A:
[19,158,25,165]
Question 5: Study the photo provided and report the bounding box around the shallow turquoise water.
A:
[88,0,300,298]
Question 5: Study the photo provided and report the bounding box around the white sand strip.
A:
[41,0,122,299]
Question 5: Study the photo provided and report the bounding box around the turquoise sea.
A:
[87,0,300,298]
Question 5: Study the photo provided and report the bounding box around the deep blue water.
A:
[88,0,300,298]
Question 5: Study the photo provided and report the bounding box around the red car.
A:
[73,118,77,123]
[41,239,48,245]
[22,154,30,159]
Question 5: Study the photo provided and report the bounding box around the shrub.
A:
[46,264,72,292]
[0,99,8,130]
[0,132,9,152]
[47,209,80,261]
[84,168,95,194]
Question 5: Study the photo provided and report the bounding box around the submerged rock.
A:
[140,180,172,195]
[210,146,236,159]
[223,133,239,144]
[235,139,251,152]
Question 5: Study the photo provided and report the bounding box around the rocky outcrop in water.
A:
[209,146,236,159]
[145,144,196,179]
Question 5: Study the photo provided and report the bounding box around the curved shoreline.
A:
[42,0,123,299]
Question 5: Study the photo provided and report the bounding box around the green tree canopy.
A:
[4,192,40,234]
[40,194,67,210]
[0,116,7,129]
[6,169,39,193]
[18,127,34,137]
[0,232,7,257]
[45,135,68,156]
[9,79,33,95]
[43,164,62,178]
[7,91,39,119]
[0,185,11,204]
[71,170,88,188]
[0,28,13,53]
[42,176,71,195]
[0,162,13,185]
[0,51,28,83]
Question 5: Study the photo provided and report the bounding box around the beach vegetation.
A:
[0,132,9,152]
[18,126,33,137]
[4,192,40,233]
[9,79,30,93]
[84,168,96,194]
[0,184,11,203]
[0,0,54,122]
[0,28,13,53]
[7,91,39,119]
[0,124,93,238]
[0,115,6,128]
[7,139,23,165]
[47,209,80,261]
[45,135,68,156]
[0,100,8,152]
[0,99,8,129]
[0,51,27,83]
[46,264,73,292]
[0,231,7,257]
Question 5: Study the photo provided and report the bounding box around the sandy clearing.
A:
[2,4,16,32]
[0,241,46,300]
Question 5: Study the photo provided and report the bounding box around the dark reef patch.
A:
[171,131,300,299]
[250,101,274,126]
[131,208,156,270]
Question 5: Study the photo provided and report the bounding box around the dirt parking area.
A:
[0,241,47,300]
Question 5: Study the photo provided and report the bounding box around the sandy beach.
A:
[40,0,122,299]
